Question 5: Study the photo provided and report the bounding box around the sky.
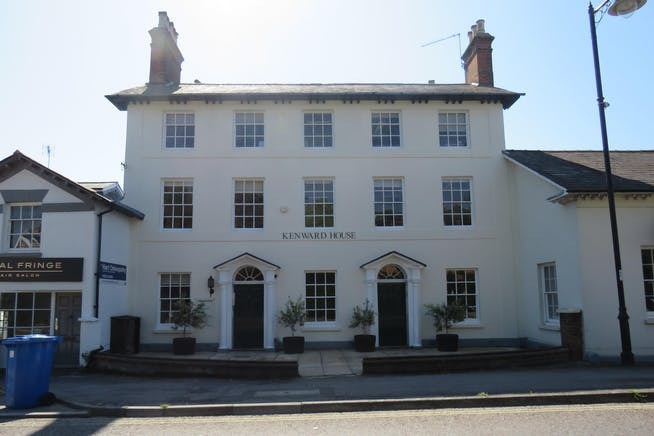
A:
[1,0,652,185]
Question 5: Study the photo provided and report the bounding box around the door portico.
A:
[214,253,280,350]
[360,251,426,348]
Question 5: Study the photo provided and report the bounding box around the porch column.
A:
[218,270,232,350]
[363,268,378,346]
[263,270,276,350]
[407,267,422,347]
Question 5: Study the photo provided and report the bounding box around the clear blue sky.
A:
[1,0,651,185]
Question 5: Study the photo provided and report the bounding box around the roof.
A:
[106,82,523,111]
[0,151,144,219]
[503,150,654,193]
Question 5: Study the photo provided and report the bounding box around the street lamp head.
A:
[608,0,647,16]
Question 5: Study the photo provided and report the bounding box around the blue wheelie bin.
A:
[2,334,62,408]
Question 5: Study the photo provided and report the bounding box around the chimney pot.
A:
[476,19,485,33]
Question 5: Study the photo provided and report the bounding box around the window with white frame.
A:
[446,269,478,320]
[304,179,334,228]
[539,263,559,324]
[305,271,336,323]
[164,113,195,148]
[235,112,264,148]
[438,112,468,147]
[162,180,193,229]
[642,248,654,312]
[374,178,404,227]
[0,292,51,337]
[371,112,400,147]
[159,273,190,325]
[8,204,42,249]
[304,112,333,148]
[234,179,264,229]
[442,177,472,226]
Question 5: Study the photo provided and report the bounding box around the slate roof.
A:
[0,151,144,219]
[106,83,523,111]
[503,150,654,193]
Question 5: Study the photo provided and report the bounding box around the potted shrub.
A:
[278,296,306,353]
[349,299,376,352]
[425,302,466,351]
[170,299,208,355]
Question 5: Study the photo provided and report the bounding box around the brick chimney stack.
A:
[461,19,494,87]
[148,11,184,86]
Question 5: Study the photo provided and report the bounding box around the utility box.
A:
[2,335,62,409]
[110,316,140,354]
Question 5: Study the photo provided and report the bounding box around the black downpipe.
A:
[95,209,113,318]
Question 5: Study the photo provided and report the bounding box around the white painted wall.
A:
[122,100,519,347]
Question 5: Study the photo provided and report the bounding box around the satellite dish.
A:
[608,0,647,16]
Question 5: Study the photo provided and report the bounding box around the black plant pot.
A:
[354,334,376,352]
[436,333,459,352]
[283,336,305,354]
[173,337,196,355]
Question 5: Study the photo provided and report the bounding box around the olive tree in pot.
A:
[278,296,306,354]
[171,299,209,355]
[349,299,376,352]
[425,302,466,352]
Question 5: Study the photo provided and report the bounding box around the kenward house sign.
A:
[281,231,356,240]
[0,257,84,282]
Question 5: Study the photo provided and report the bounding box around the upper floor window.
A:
[539,263,559,324]
[304,179,334,228]
[235,112,264,148]
[442,177,472,227]
[371,112,400,147]
[164,113,195,148]
[234,179,264,229]
[9,204,42,249]
[642,248,654,312]
[446,268,478,320]
[304,112,333,148]
[159,273,190,325]
[162,180,193,229]
[374,178,404,227]
[439,112,468,147]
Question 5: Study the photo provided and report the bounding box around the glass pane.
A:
[17,293,33,310]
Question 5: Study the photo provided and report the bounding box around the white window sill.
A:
[644,316,654,325]
[153,326,194,334]
[539,323,560,332]
[450,321,483,329]
[301,322,339,332]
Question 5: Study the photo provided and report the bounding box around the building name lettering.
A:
[281,231,356,241]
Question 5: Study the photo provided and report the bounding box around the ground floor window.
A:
[446,269,478,320]
[305,271,336,323]
[642,248,654,312]
[159,273,190,324]
[539,263,559,324]
[0,292,51,338]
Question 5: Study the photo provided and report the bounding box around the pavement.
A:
[0,349,653,418]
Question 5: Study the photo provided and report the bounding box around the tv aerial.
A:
[421,33,464,69]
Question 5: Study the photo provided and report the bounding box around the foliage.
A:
[424,302,466,334]
[349,299,376,334]
[171,299,209,337]
[277,296,306,336]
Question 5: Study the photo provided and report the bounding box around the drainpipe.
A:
[95,208,113,318]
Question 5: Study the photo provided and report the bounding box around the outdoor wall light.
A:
[207,276,215,296]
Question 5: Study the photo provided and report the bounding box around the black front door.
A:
[377,282,407,347]
[233,284,264,349]
[54,293,81,367]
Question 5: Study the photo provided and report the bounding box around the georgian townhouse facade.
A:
[107,14,524,352]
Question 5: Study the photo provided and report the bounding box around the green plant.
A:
[278,296,306,336]
[170,299,209,337]
[349,299,376,334]
[425,302,466,334]
[475,392,489,397]
[630,389,648,402]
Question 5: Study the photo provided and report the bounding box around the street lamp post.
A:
[587,0,646,365]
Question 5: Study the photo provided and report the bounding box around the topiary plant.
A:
[425,302,466,334]
[349,299,376,334]
[277,296,306,336]
[171,299,208,337]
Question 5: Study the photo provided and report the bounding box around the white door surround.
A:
[213,253,280,350]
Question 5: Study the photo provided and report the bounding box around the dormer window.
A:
[9,204,42,249]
